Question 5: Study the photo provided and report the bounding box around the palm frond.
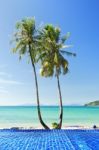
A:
[61,32,70,43]
[19,45,27,55]
[11,17,39,63]
[62,45,73,49]
[60,50,76,56]
[63,67,69,75]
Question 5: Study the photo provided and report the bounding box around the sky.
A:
[0,0,99,106]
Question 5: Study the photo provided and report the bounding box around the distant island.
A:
[85,100,99,106]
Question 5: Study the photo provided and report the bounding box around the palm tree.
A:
[39,24,76,129]
[12,18,49,129]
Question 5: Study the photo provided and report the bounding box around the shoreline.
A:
[0,125,98,130]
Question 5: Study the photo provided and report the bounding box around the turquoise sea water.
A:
[0,106,99,128]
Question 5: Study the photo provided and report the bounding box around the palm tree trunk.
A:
[56,74,63,129]
[29,46,50,129]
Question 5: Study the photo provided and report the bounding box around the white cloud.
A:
[0,72,12,77]
[0,71,22,85]
[0,72,12,78]
[0,78,23,85]
[0,86,4,89]
[0,64,7,69]
[0,89,8,94]
[0,72,6,75]
[0,86,9,94]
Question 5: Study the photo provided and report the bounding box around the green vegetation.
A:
[12,18,49,129]
[52,122,59,129]
[11,17,75,129]
[39,24,76,129]
[85,100,99,106]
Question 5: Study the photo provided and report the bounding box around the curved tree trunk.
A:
[56,74,63,129]
[29,46,50,129]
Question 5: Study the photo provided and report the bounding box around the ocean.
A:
[0,106,99,128]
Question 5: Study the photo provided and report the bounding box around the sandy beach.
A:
[0,124,98,130]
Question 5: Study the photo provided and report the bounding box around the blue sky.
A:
[0,0,99,105]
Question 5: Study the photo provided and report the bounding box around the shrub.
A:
[52,122,59,129]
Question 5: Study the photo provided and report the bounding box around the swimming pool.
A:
[0,129,98,150]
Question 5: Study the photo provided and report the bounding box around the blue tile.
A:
[0,129,99,149]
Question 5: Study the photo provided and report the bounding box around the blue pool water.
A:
[0,129,99,150]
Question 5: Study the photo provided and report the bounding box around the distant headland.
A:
[85,100,99,106]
